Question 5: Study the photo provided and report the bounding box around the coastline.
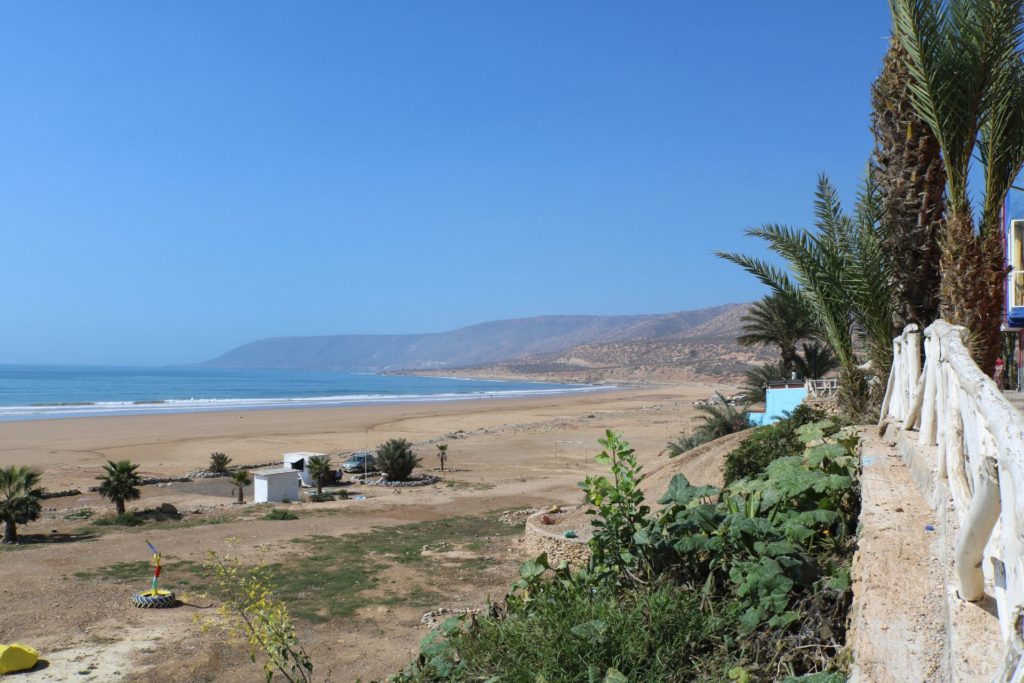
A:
[0,382,730,492]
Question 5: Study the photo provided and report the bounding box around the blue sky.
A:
[0,2,893,365]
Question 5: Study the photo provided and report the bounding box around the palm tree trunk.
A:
[3,520,16,544]
[237,487,244,504]
[115,499,125,516]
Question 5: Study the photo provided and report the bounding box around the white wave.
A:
[0,385,616,421]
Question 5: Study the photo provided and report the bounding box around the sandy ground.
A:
[0,383,733,682]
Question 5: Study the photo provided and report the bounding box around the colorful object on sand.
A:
[547,505,561,514]
[132,540,176,608]
[0,643,39,674]
[563,529,577,539]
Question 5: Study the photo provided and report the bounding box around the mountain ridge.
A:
[202,303,751,372]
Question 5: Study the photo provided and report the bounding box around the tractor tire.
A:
[132,589,176,608]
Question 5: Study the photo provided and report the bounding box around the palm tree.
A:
[209,452,231,474]
[795,341,839,380]
[0,466,43,544]
[891,0,1024,372]
[230,470,252,504]
[97,460,142,515]
[718,174,896,415]
[666,394,751,457]
[871,36,946,330]
[740,361,788,403]
[435,443,449,473]
[737,291,818,374]
[692,393,751,441]
[375,438,422,481]
[306,455,333,497]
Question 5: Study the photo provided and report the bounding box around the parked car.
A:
[340,452,377,473]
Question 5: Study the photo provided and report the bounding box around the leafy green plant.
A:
[375,438,422,481]
[0,465,43,544]
[202,547,313,683]
[231,470,252,504]
[666,394,752,457]
[435,443,449,472]
[96,460,142,515]
[64,507,95,520]
[263,509,298,521]
[92,512,144,527]
[723,404,829,484]
[580,431,652,582]
[209,451,231,474]
[305,455,333,497]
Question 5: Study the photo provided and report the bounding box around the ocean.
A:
[0,365,603,422]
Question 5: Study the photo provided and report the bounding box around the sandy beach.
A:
[0,382,732,682]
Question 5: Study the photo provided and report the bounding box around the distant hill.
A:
[202,304,754,374]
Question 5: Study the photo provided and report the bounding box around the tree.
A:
[795,341,839,380]
[435,443,449,473]
[667,393,752,457]
[97,460,142,515]
[0,466,43,544]
[306,455,333,497]
[375,439,422,481]
[231,470,252,504]
[737,292,818,374]
[210,452,231,474]
[892,0,1024,371]
[871,36,946,330]
[718,174,896,416]
[740,361,788,403]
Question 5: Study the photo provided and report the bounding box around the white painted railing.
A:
[881,321,1024,680]
[805,377,839,399]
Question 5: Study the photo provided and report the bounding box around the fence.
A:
[880,320,1024,679]
[805,377,839,399]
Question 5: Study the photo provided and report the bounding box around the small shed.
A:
[282,452,325,487]
[253,467,300,503]
[748,380,809,426]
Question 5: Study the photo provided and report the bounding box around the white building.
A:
[253,467,300,503]
[282,452,326,487]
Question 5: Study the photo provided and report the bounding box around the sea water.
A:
[0,365,603,421]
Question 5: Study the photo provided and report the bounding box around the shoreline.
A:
[0,377,615,423]
[0,383,730,492]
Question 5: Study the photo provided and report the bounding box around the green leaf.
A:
[519,554,549,579]
[658,473,720,506]
[604,669,628,683]
[632,529,652,546]
[570,619,609,644]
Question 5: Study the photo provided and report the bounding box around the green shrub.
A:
[395,422,860,681]
[307,492,346,503]
[263,509,298,521]
[375,438,422,481]
[723,405,830,484]
[209,452,231,473]
[64,508,95,520]
[398,577,721,682]
[92,512,144,527]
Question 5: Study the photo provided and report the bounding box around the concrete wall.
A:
[254,471,299,503]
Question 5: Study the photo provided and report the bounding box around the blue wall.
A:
[748,385,808,426]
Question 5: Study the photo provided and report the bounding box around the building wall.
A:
[254,473,299,503]
[750,386,808,426]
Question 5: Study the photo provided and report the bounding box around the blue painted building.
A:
[1007,219,1024,328]
[748,380,808,427]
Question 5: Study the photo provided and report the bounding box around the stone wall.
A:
[523,511,591,568]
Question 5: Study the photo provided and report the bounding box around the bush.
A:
[723,405,830,484]
[399,579,720,682]
[209,452,231,473]
[375,438,422,481]
[64,508,95,520]
[263,509,298,521]
[395,422,860,682]
[92,512,144,527]
[308,492,347,503]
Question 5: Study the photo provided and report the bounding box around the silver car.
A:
[340,452,376,473]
